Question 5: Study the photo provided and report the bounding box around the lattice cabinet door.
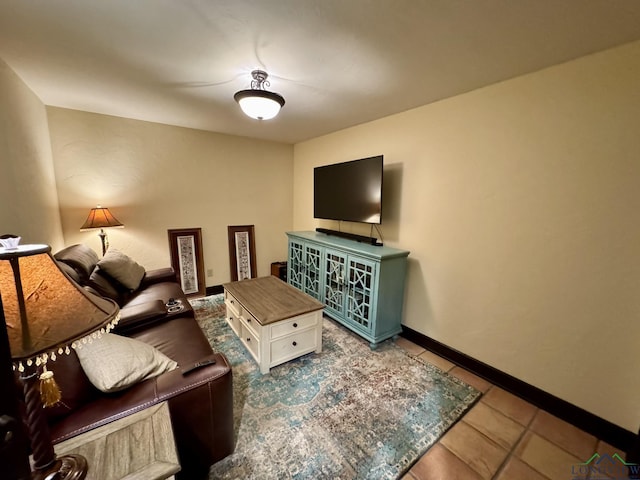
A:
[287,239,305,291]
[323,248,347,318]
[303,244,323,300]
[287,231,409,348]
[345,257,377,333]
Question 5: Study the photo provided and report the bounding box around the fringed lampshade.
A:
[80,206,124,256]
[0,244,120,479]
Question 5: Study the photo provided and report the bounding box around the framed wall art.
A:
[228,225,257,281]
[167,228,206,297]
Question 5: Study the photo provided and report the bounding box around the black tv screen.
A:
[314,155,383,224]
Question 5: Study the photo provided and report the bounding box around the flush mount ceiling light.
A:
[234,70,285,120]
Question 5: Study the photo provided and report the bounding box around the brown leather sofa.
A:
[47,244,234,479]
[54,244,194,334]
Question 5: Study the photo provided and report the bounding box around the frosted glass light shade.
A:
[234,90,285,120]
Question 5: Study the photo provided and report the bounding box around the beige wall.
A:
[0,59,64,249]
[48,108,293,286]
[293,41,640,432]
[5,36,638,432]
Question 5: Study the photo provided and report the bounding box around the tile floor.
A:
[394,337,630,480]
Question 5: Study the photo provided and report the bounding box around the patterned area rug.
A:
[191,295,480,480]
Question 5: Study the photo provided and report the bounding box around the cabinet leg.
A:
[369,342,378,350]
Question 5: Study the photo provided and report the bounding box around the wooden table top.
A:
[223,276,324,325]
[54,402,180,480]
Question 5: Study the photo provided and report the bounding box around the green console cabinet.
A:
[287,231,409,348]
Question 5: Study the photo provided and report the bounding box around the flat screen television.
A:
[314,155,383,224]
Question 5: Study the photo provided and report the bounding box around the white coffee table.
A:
[223,276,325,374]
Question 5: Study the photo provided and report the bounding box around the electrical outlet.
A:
[207,269,213,277]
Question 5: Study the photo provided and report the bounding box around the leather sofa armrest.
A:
[156,353,234,475]
[141,267,177,287]
[156,354,231,397]
[115,300,167,333]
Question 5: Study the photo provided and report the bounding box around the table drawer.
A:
[224,292,242,317]
[241,311,260,338]
[225,309,241,336]
[241,324,260,361]
[270,311,320,340]
[270,328,318,366]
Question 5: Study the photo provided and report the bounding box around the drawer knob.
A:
[293,323,298,328]
[247,318,251,323]
[246,338,251,342]
[292,341,297,347]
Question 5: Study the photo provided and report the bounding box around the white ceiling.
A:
[1,0,640,144]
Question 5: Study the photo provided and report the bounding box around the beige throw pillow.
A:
[76,333,178,393]
[97,249,146,290]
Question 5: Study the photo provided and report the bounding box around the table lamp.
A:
[0,243,120,480]
[80,206,124,256]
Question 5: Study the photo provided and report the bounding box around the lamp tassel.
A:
[39,366,61,408]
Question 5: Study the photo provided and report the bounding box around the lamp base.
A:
[98,229,107,256]
[33,454,87,480]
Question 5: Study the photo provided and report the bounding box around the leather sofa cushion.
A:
[89,267,128,306]
[130,315,212,367]
[54,244,99,284]
[56,260,82,284]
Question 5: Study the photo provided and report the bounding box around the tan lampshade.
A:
[0,244,119,364]
[80,206,124,230]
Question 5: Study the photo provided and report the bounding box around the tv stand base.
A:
[315,228,381,246]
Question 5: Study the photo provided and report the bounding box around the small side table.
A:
[54,402,180,480]
[270,261,287,281]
